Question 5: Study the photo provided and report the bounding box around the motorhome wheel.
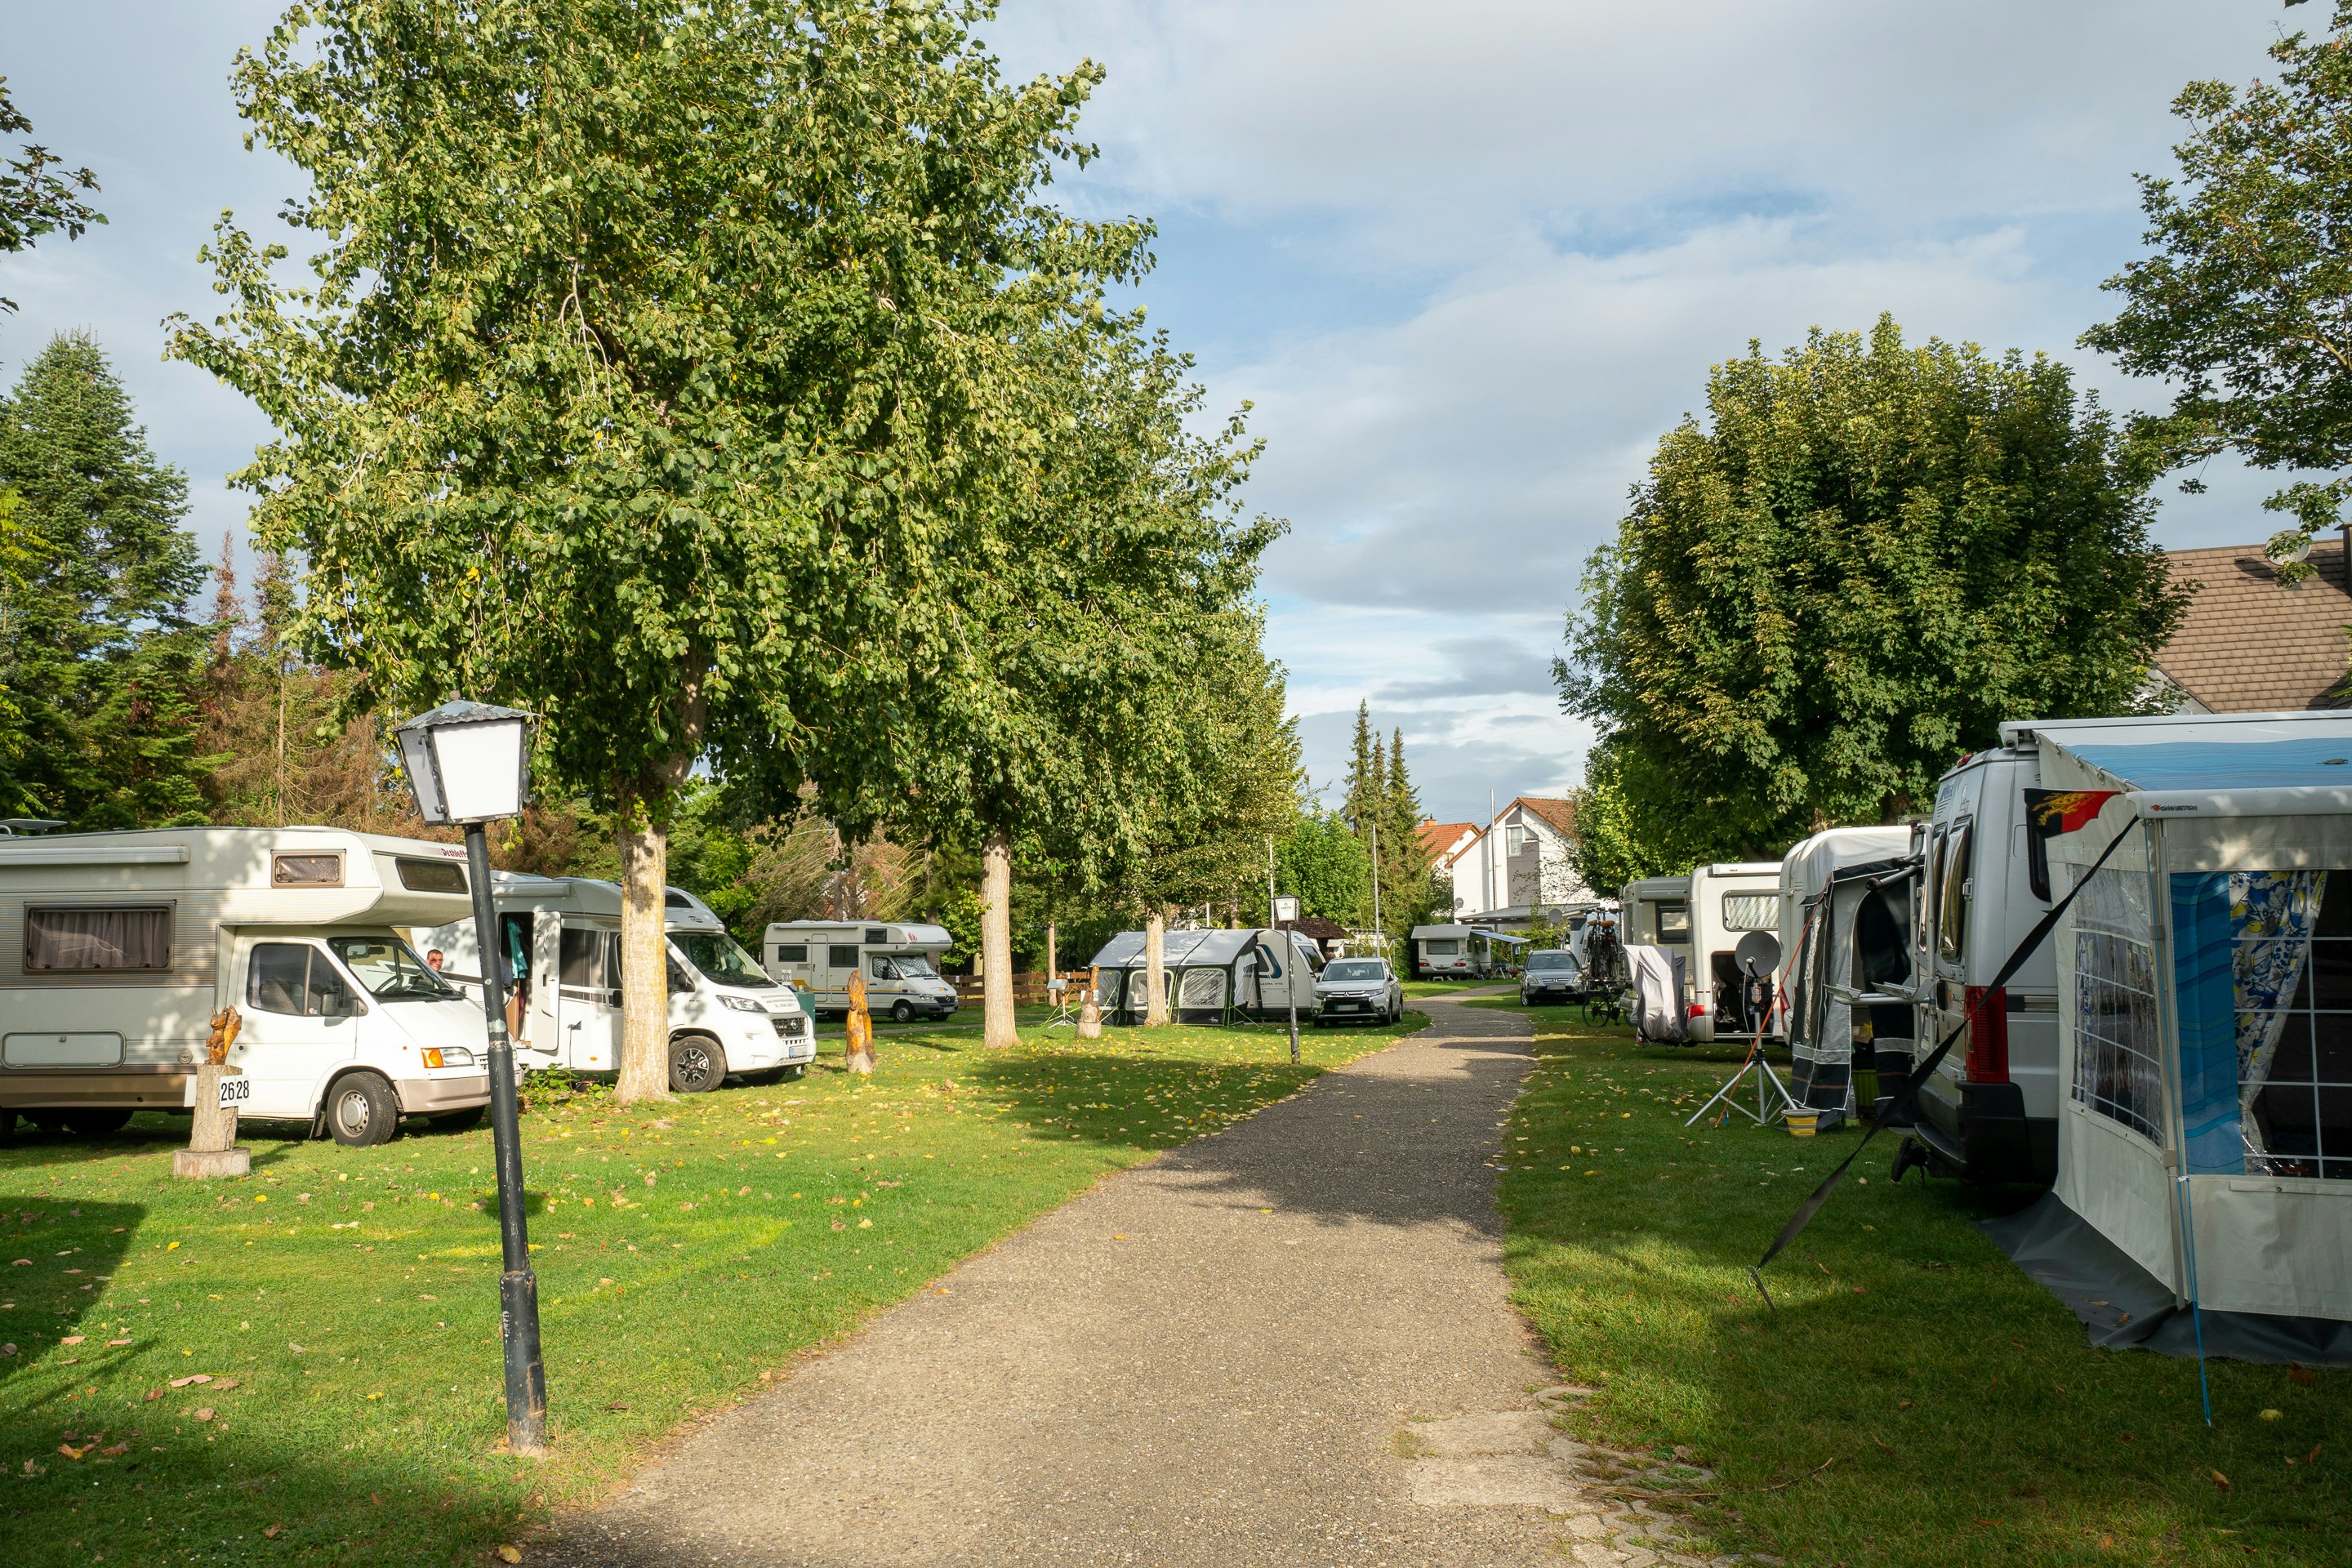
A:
[669,1036,727,1094]
[890,999,914,1024]
[428,1105,485,1133]
[327,1073,400,1147]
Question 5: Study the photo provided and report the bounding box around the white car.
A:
[1313,957,1404,1026]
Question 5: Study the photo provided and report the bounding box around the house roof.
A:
[1418,820,1480,863]
[2156,541,2352,712]
[1512,797,1578,839]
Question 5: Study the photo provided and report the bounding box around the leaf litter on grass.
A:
[1498,1005,2352,1568]
[0,1015,1417,1568]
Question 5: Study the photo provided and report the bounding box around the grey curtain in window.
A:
[25,907,171,970]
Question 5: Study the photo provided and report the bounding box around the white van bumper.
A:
[724,1014,817,1071]
[394,1072,491,1115]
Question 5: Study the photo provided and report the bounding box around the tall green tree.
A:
[1377,727,1433,942]
[1,76,105,314]
[2083,1,2352,579]
[1265,806,1369,927]
[1559,317,2186,870]
[170,0,1139,1100]
[0,332,210,826]
[835,314,1280,1047]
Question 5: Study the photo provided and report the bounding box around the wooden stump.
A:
[1076,967,1102,1040]
[844,972,876,1076]
[175,1059,250,1180]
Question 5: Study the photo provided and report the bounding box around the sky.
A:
[0,2,2308,825]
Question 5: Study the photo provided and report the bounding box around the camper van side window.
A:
[828,945,860,969]
[864,928,887,943]
[1656,903,1690,942]
[247,942,358,1017]
[271,853,343,888]
[395,858,467,893]
[775,944,808,964]
[1722,893,1777,931]
[1937,825,1974,964]
[25,906,172,971]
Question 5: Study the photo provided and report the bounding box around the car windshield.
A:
[670,931,774,988]
[1322,960,1386,983]
[1526,952,1577,971]
[326,936,457,1000]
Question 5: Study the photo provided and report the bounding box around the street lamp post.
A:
[393,699,550,1458]
[1272,894,1301,1066]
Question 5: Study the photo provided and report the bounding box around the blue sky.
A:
[0,2,2304,823]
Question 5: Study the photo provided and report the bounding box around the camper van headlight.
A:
[719,993,766,1013]
[421,1047,478,1070]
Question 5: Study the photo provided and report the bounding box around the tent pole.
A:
[2146,814,2214,1425]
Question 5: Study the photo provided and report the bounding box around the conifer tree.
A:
[0,332,210,826]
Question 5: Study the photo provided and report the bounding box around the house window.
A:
[25,906,172,972]
[2070,866,2161,1142]
[1506,826,1528,856]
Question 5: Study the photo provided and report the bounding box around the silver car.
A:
[1314,957,1405,1026]
[1521,948,1584,1006]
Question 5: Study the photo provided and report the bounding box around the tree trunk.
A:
[615,794,674,1105]
[1143,908,1169,1027]
[982,828,1017,1049]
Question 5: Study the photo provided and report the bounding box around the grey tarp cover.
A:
[1627,945,1685,1042]
[1980,1191,2352,1366]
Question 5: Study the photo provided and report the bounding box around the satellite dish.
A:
[1734,929,1782,979]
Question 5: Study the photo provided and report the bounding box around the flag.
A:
[2024,788,2122,902]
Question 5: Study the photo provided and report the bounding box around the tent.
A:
[2020,710,2352,1360]
[1088,928,1321,1024]
[1779,826,1916,1117]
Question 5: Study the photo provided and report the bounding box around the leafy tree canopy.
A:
[2085,1,2352,579]
[1558,316,2185,870]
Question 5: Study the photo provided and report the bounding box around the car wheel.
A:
[427,1104,486,1133]
[891,999,915,1024]
[327,1072,400,1147]
[669,1036,727,1094]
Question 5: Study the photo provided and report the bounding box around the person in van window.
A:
[426,949,445,971]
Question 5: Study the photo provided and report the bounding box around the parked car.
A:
[1313,956,1403,1025]
[1520,949,1584,1005]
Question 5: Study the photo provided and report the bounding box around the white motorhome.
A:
[0,826,492,1146]
[762,920,958,1022]
[1621,866,1782,1040]
[416,876,814,1093]
[1907,734,2059,1184]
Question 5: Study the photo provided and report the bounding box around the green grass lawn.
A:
[1402,978,1506,998]
[1,1013,1420,1567]
[1499,1007,2352,1568]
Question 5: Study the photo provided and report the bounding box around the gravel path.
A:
[544,993,1708,1568]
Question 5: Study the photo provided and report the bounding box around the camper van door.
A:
[232,935,363,1118]
[557,921,622,1071]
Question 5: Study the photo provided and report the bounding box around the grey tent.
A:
[1088,928,1321,1024]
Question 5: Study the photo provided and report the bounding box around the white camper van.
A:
[0,827,492,1146]
[1908,736,2059,1185]
[415,876,814,1093]
[762,920,958,1022]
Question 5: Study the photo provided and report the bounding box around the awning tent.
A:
[1088,928,1319,1024]
[2029,711,2352,1358]
[1778,827,1915,1115]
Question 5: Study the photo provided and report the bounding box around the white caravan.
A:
[415,876,814,1093]
[760,920,959,1022]
[0,826,492,1146]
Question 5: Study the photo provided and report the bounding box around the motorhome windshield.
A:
[672,931,774,988]
[876,953,938,978]
[326,936,457,1000]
